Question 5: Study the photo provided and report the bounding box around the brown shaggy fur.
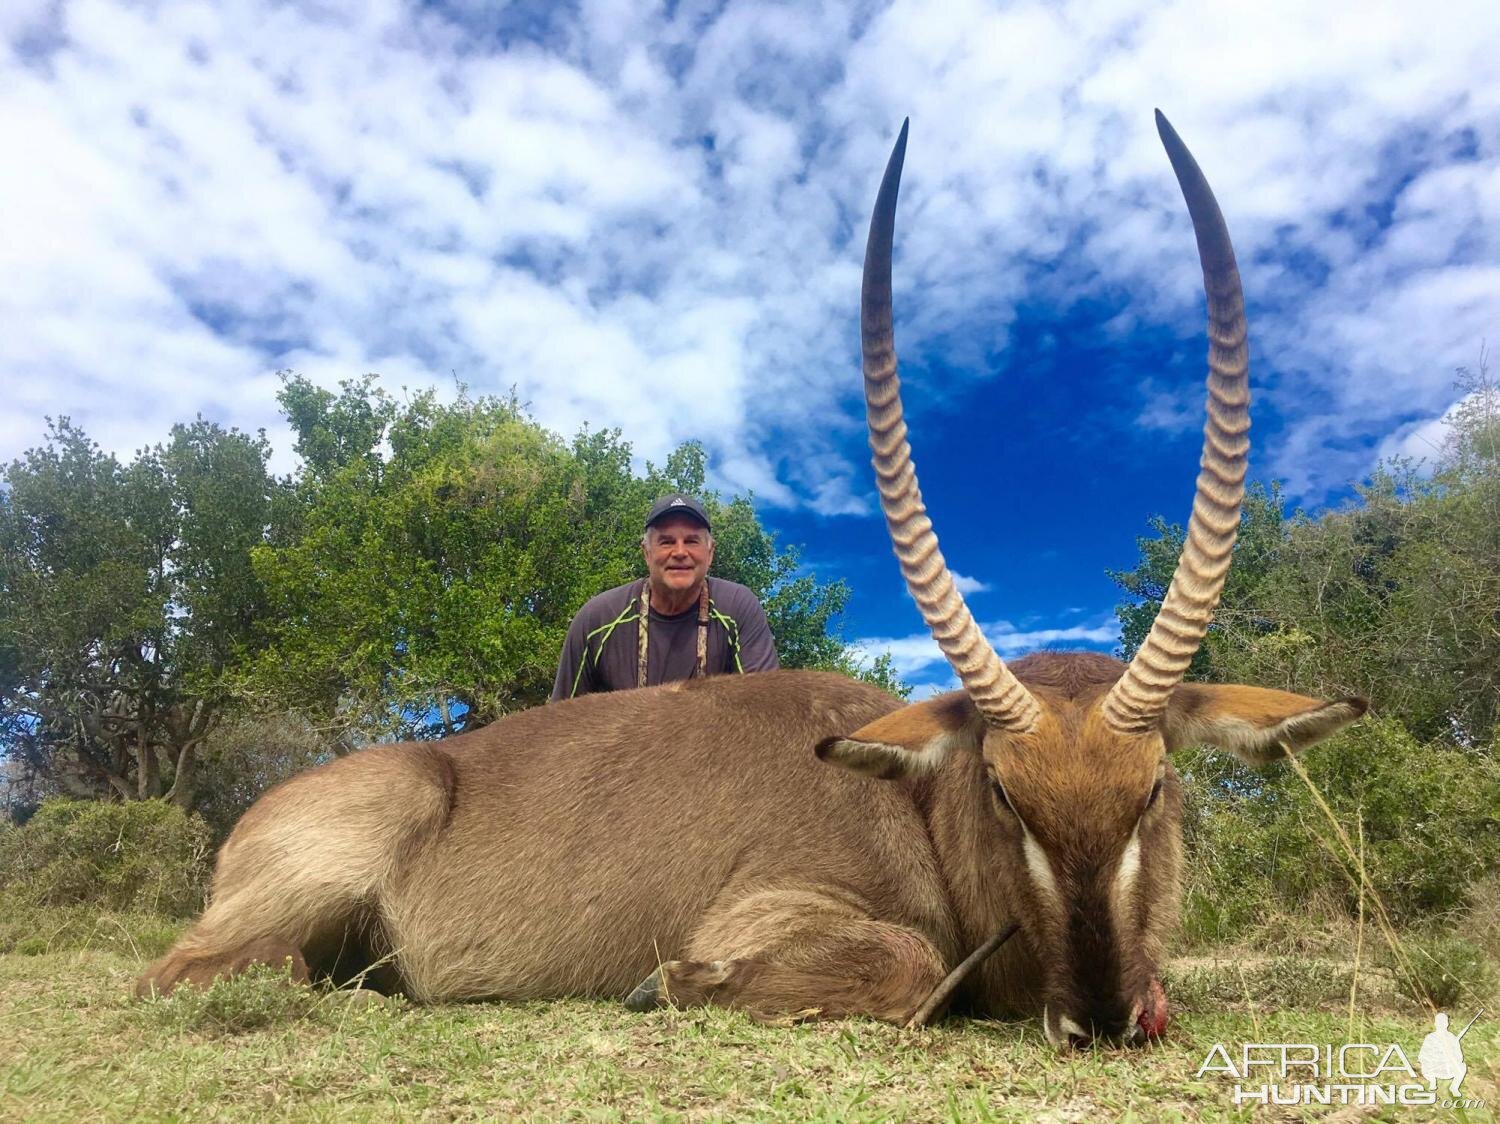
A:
[138,660,1361,1036]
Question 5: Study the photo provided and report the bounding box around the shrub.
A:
[1386,934,1497,1009]
[0,798,211,916]
[191,713,331,842]
[136,963,404,1036]
[1458,875,1500,962]
[1163,956,1352,1013]
[1175,716,1500,947]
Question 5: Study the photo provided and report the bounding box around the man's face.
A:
[643,515,714,600]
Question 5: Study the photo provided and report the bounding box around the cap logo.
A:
[671,497,685,506]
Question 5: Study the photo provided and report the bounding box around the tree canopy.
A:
[1112,368,1500,745]
[1110,367,1500,934]
[1,377,902,814]
[239,375,903,745]
[0,418,276,809]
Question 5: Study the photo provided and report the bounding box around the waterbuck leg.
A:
[135,938,311,997]
[625,888,946,1023]
[136,744,454,998]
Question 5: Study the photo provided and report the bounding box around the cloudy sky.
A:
[3,0,1496,694]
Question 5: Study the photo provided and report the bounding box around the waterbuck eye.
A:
[988,776,1015,814]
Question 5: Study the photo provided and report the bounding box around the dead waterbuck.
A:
[137,114,1365,1047]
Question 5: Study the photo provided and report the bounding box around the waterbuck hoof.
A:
[624,967,668,1012]
[134,939,309,999]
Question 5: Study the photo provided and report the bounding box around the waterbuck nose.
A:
[1069,1019,1144,1049]
[1045,1006,1097,1050]
[1045,1004,1143,1049]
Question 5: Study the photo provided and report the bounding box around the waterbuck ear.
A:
[1163,683,1368,766]
[815,692,977,780]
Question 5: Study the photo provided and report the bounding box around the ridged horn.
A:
[1101,111,1251,732]
[861,120,1041,732]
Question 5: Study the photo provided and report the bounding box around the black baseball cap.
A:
[645,493,711,531]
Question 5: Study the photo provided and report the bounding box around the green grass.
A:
[1,937,1495,1122]
[0,896,183,960]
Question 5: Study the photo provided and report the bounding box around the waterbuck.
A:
[138,113,1365,1047]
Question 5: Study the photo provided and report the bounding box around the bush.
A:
[1175,717,1500,947]
[0,798,211,916]
[1386,933,1497,1009]
[191,713,332,842]
[1164,956,1352,1013]
[138,962,332,1035]
[1458,875,1500,963]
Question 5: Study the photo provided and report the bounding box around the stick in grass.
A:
[905,922,1020,1029]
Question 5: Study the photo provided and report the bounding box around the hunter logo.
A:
[1419,1010,1477,1096]
[1197,1009,1485,1108]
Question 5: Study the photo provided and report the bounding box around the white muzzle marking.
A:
[1021,825,1060,906]
[1114,827,1142,908]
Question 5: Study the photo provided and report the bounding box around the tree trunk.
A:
[56,768,130,801]
[137,736,161,800]
[163,698,218,809]
[166,741,198,811]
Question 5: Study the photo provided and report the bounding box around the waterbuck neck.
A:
[911,749,1043,1014]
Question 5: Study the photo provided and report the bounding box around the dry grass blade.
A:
[1279,747,1462,1009]
[1347,813,1365,1039]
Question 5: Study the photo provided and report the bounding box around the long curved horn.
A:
[1101,111,1250,732]
[861,121,1041,732]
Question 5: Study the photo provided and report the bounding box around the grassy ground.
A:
[1,934,1495,1122]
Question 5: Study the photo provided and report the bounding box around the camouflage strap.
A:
[695,584,710,676]
[636,581,650,688]
[637,580,712,688]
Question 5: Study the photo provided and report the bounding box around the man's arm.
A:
[550,611,596,701]
[732,590,780,673]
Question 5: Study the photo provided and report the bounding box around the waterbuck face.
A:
[817,654,1365,1048]
[983,700,1180,1049]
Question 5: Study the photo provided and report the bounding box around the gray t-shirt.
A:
[551,577,779,701]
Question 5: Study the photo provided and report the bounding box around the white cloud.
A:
[1135,376,1202,436]
[1373,386,1488,470]
[1,0,1498,511]
[988,621,1121,657]
[950,570,992,596]
[1376,412,1451,471]
[853,617,1120,684]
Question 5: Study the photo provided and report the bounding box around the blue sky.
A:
[2,0,1497,695]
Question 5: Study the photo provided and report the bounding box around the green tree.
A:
[239,376,905,745]
[0,418,277,809]
[1110,482,1291,682]
[1112,363,1500,937]
[1111,369,1500,744]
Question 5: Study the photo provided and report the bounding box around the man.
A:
[551,494,780,701]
